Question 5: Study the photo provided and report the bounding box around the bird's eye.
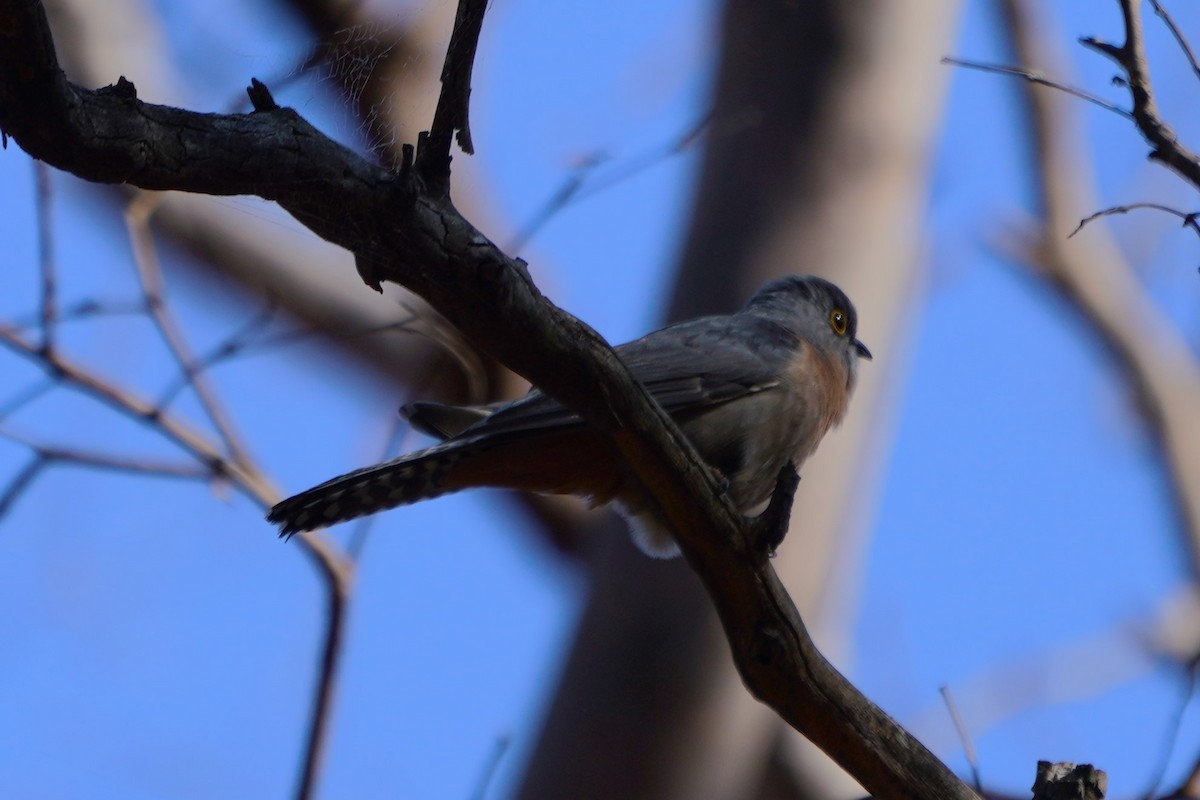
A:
[829,309,847,335]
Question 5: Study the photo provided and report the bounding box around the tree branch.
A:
[0,317,351,800]
[1000,0,1200,580]
[1080,0,1200,188]
[0,1,975,796]
[126,191,254,468]
[424,0,486,159]
[1147,0,1200,84]
[942,56,1133,120]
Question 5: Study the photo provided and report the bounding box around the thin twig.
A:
[345,413,413,561]
[942,56,1133,119]
[294,572,350,800]
[0,322,266,497]
[571,113,710,205]
[126,191,254,468]
[1148,0,1200,84]
[0,455,46,522]
[156,296,283,407]
[1,427,210,480]
[470,735,511,800]
[1143,662,1198,800]
[11,298,144,332]
[0,320,353,800]
[57,299,145,323]
[0,378,54,421]
[1070,202,1200,238]
[507,158,597,255]
[940,686,983,794]
[397,301,488,404]
[35,161,56,353]
[509,113,710,254]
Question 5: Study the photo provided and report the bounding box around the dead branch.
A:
[1080,0,1200,188]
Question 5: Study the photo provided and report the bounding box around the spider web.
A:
[274,13,447,159]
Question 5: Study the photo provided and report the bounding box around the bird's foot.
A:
[750,463,800,559]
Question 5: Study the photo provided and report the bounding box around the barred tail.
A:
[268,441,470,536]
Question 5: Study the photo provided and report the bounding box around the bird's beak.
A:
[853,339,872,360]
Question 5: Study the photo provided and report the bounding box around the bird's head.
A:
[745,275,872,378]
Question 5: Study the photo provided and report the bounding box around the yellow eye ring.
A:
[829,309,847,335]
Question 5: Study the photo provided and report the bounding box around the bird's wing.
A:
[402,400,501,440]
[454,314,791,441]
[268,314,798,534]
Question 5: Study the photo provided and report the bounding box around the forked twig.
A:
[509,112,711,254]
[0,318,352,800]
[126,191,254,468]
[1080,0,1200,189]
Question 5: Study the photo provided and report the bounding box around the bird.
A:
[268,275,871,558]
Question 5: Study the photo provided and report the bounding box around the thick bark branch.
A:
[0,1,974,796]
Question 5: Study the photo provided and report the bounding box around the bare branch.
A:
[1143,664,1197,800]
[1,428,210,480]
[125,191,254,467]
[0,323,269,499]
[942,56,1132,119]
[345,413,413,562]
[1080,0,1200,188]
[1070,202,1200,238]
[470,735,511,800]
[510,113,711,254]
[295,571,349,800]
[424,0,487,160]
[941,685,983,795]
[1148,0,1200,83]
[0,455,47,522]
[155,295,284,407]
[0,320,352,799]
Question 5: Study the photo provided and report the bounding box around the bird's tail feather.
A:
[267,440,473,536]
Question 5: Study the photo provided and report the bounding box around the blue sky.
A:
[1,0,1199,798]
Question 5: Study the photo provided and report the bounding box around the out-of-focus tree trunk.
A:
[517,2,959,798]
